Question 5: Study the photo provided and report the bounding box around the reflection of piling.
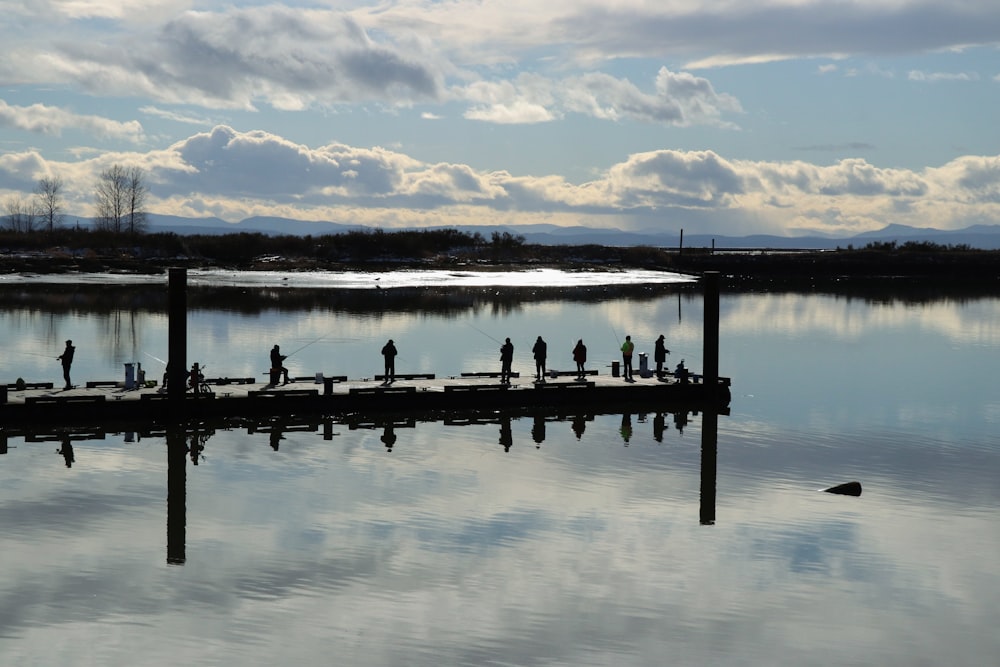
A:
[166,427,187,564]
[702,271,720,392]
[700,410,718,525]
[167,269,187,414]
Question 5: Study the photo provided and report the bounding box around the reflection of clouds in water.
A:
[725,294,1000,345]
[2,412,999,666]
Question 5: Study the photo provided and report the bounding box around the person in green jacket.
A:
[621,335,635,381]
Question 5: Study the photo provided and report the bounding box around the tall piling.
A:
[702,271,720,391]
[167,268,187,412]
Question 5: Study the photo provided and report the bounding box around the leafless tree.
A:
[35,175,65,233]
[4,194,37,232]
[95,164,148,235]
[125,166,147,235]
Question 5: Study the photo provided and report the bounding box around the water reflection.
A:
[1,407,721,569]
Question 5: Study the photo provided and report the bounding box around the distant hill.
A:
[11,214,1000,250]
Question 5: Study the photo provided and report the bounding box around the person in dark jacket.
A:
[381,339,398,383]
[57,339,75,390]
[532,336,547,381]
[270,345,290,385]
[572,339,587,379]
[499,338,514,384]
[653,334,670,379]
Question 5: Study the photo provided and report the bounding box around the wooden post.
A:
[699,409,718,525]
[166,426,187,564]
[167,268,187,410]
[702,271,719,389]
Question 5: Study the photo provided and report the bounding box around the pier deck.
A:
[1,371,730,427]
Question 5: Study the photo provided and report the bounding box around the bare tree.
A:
[94,164,128,233]
[35,175,65,233]
[4,194,37,232]
[95,164,148,235]
[125,166,147,235]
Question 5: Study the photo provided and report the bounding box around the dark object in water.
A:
[822,481,862,496]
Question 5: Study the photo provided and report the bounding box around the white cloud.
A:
[907,70,980,82]
[459,68,741,126]
[4,126,999,237]
[0,99,145,142]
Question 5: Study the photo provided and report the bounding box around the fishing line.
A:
[466,322,502,345]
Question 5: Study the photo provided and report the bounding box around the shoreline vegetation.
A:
[0,227,997,287]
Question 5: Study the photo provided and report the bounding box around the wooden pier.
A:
[0,269,731,428]
[0,370,730,428]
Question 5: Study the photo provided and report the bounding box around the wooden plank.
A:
[348,386,417,396]
[25,395,106,405]
[248,389,320,398]
[444,384,509,393]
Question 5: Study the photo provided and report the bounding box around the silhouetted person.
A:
[381,339,397,384]
[58,436,74,468]
[653,412,666,442]
[620,413,633,445]
[532,414,545,447]
[620,335,635,381]
[499,416,513,452]
[571,414,587,440]
[572,339,587,379]
[673,410,689,434]
[674,359,689,385]
[499,338,514,384]
[188,363,204,393]
[189,433,206,465]
[57,339,75,390]
[161,361,171,391]
[270,345,289,385]
[654,334,670,379]
[381,424,397,452]
[532,336,547,381]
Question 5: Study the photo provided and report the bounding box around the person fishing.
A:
[532,335,547,382]
[620,335,635,381]
[270,344,290,385]
[499,337,514,384]
[653,334,670,379]
[572,339,587,379]
[57,339,75,390]
[381,339,397,384]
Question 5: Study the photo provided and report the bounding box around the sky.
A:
[0,0,999,237]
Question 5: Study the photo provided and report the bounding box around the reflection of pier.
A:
[1,405,723,564]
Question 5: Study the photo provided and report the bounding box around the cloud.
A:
[907,70,980,82]
[460,68,741,126]
[139,106,214,127]
[23,6,445,111]
[0,99,145,142]
[5,127,999,237]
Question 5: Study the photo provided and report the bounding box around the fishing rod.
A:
[611,326,622,346]
[466,322,503,345]
[285,334,328,358]
[143,351,167,366]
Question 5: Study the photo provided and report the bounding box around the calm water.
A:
[1,273,997,666]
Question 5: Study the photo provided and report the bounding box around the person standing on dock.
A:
[620,335,635,381]
[57,339,75,390]
[270,345,290,385]
[572,339,587,379]
[532,336,547,382]
[500,337,514,384]
[654,334,670,379]
[381,339,397,384]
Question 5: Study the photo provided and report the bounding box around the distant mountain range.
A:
[52,214,1000,250]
